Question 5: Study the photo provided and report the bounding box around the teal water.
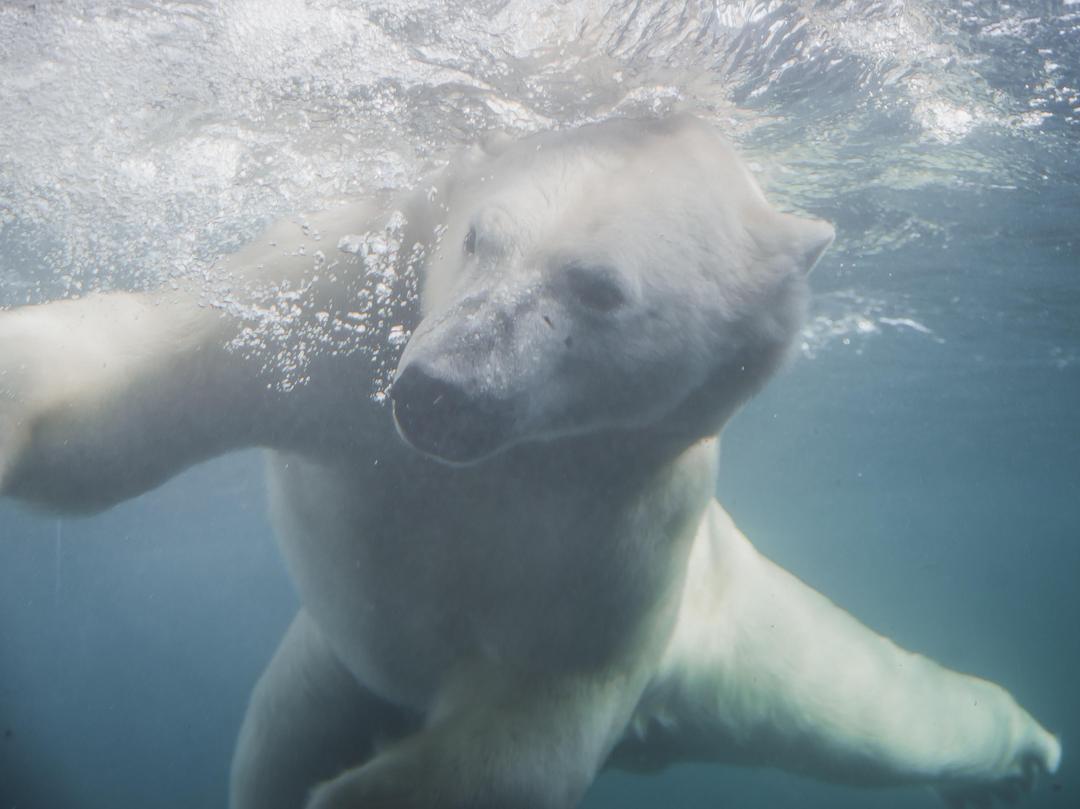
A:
[1,2,1077,807]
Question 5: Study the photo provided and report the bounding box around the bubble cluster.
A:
[1,0,1076,365]
[800,289,944,359]
[207,210,421,397]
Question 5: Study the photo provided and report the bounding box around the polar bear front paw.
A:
[0,409,28,493]
[937,728,1062,807]
[0,302,110,504]
[0,408,30,491]
[0,316,47,494]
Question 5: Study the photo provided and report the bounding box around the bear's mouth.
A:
[390,363,514,465]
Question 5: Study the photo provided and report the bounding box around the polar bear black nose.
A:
[390,363,512,464]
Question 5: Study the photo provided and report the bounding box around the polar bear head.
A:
[391,116,833,464]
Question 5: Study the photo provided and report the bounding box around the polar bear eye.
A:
[463,227,477,256]
[563,263,627,313]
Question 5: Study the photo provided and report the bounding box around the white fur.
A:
[0,117,1059,809]
[621,503,1061,797]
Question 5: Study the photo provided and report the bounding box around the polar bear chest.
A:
[263,437,712,709]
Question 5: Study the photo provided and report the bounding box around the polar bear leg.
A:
[626,502,1060,797]
[305,664,637,809]
[230,611,413,809]
[0,292,261,512]
[0,198,402,514]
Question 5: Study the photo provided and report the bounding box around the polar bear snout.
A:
[390,362,514,465]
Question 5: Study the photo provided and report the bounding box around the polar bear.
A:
[0,116,1060,809]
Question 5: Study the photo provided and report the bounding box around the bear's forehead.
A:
[450,127,762,243]
[448,146,752,272]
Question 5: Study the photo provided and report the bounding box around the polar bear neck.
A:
[268,425,717,707]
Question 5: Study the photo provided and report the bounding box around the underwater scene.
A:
[0,1,1077,808]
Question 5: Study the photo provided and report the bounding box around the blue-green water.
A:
[1,2,1077,807]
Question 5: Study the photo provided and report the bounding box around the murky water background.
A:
[1,1,1077,807]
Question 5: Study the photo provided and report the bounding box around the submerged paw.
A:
[938,730,1062,808]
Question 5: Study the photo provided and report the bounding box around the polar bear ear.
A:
[747,209,835,277]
